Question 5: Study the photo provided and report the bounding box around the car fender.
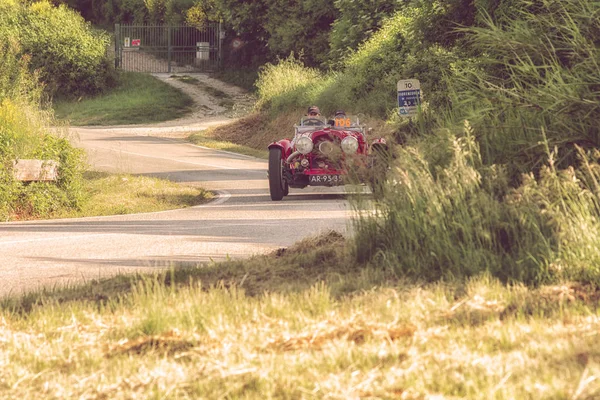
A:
[268,139,293,159]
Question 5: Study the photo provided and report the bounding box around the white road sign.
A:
[397,79,422,117]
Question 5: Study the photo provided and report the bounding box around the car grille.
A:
[311,138,344,169]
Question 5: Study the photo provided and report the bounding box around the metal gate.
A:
[114,23,222,73]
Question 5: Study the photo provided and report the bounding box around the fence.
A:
[114,23,222,73]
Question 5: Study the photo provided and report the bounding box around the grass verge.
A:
[53,71,194,126]
[188,112,286,158]
[39,171,212,220]
[1,231,599,398]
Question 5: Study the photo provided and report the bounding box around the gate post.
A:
[218,21,224,68]
[114,24,120,69]
[167,25,172,73]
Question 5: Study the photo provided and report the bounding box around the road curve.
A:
[0,102,355,297]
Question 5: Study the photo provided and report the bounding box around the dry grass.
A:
[262,315,416,352]
[188,110,396,159]
[1,231,599,398]
[189,112,291,154]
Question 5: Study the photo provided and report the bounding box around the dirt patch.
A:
[94,73,258,139]
[200,110,302,151]
[155,73,255,119]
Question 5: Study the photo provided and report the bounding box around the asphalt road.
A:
[0,122,354,297]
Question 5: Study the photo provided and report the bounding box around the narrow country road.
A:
[0,74,354,297]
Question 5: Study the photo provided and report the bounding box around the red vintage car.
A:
[267,115,389,201]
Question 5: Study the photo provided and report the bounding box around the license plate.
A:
[309,175,343,185]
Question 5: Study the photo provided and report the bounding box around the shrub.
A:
[0,24,85,220]
[19,1,117,98]
[328,0,403,66]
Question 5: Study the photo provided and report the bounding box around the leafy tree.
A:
[19,1,116,98]
[329,0,404,66]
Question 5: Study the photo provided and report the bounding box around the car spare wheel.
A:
[269,147,286,201]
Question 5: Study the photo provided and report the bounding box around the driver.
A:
[302,106,324,126]
[306,106,321,117]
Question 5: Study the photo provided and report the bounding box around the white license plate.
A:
[309,175,343,185]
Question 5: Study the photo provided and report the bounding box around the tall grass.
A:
[449,0,600,175]
[256,56,324,113]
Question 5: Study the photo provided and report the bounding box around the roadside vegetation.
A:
[54,72,194,126]
[251,0,600,287]
[0,1,87,222]
[54,171,212,218]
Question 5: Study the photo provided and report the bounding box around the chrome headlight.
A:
[341,136,359,154]
[295,136,314,154]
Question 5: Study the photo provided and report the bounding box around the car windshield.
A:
[300,116,327,126]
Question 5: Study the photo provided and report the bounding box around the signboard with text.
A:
[397,79,422,117]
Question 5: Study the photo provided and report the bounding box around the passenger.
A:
[329,109,347,126]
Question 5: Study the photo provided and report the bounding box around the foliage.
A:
[250,0,600,289]
[0,14,85,220]
[448,0,600,175]
[18,1,117,98]
[328,0,403,66]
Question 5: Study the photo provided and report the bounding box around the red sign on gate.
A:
[131,39,141,47]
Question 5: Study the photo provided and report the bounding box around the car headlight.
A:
[295,136,314,154]
[341,136,359,154]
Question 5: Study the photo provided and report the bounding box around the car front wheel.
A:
[268,147,286,201]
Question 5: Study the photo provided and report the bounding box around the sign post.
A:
[397,79,422,117]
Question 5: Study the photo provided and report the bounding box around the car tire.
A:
[269,147,285,201]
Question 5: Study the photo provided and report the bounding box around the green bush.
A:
[19,1,117,98]
[254,1,474,118]
[328,0,402,66]
[15,182,71,217]
[0,24,85,220]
